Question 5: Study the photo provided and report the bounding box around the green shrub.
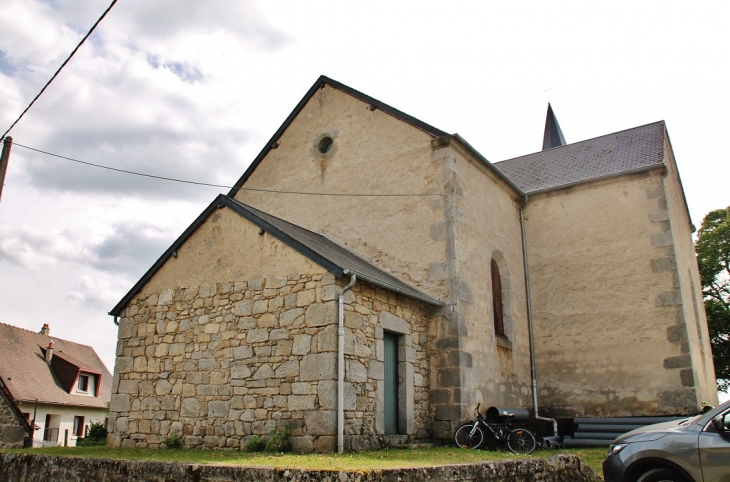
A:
[87,420,107,439]
[75,420,108,447]
[244,435,263,452]
[162,433,182,449]
[265,429,291,452]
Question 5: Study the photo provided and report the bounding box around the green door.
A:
[383,332,399,435]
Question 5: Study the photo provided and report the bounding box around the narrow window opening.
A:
[491,259,505,337]
[78,374,89,392]
[73,416,85,437]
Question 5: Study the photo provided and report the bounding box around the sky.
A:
[0,1,728,402]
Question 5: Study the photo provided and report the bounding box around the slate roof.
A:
[228,200,443,306]
[109,195,442,316]
[495,121,666,194]
[542,103,566,150]
[0,323,112,409]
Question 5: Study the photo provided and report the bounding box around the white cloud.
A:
[1,0,729,396]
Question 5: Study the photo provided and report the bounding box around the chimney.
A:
[45,340,54,365]
[39,324,50,336]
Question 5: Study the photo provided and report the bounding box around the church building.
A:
[107,76,717,452]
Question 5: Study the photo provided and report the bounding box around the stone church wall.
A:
[525,168,705,417]
[108,274,432,452]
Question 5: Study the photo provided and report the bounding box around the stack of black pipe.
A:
[562,416,685,447]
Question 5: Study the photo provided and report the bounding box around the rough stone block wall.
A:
[109,272,432,452]
[0,393,26,449]
[0,452,602,482]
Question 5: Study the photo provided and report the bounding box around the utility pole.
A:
[0,136,12,201]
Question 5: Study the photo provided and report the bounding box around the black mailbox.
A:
[486,406,530,423]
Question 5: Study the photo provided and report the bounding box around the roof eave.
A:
[109,195,230,317]
[343,269,443,307]
[109,195,348,318]
[524,163,667,196]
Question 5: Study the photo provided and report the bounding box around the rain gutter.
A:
[519,195,558,437]
[337,271,357,453]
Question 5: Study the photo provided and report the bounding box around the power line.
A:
[12,142,440,198]
[1,0,119,140]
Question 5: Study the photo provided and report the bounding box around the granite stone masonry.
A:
[0,396,26,449]
[108,273,433,452]
[0,452,602,482]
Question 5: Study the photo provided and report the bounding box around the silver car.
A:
[603,399,730,482]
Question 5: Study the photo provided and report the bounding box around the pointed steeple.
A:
[542,103,566,150]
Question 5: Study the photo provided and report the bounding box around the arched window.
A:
[491,259,505,336]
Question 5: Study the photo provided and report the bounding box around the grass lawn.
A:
[2,446,607,477]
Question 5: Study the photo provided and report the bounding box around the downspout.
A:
[114,316,120,326]
[520,196,559,437]
[338,270,357,453]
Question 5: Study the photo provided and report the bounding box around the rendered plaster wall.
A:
[140,207,325,296]
[15,402,107,448]
[525,169,696,417]
[233,84,447,299]
[110,275,431,452]
[427,141,531,439]
[662,140,718,405]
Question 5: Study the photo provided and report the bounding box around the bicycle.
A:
[453,403,537,455]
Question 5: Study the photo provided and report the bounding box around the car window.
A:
[696,400,730,427]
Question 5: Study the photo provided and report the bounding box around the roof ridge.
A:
[0,321,95,350]
[496,120,665,165]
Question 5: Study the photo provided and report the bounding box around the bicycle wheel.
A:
[454,423,485,449]
[506,427,537,455]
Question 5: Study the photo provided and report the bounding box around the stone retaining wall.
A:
[109,272,433,452]
[0,452,602,482]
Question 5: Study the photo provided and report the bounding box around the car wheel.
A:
[636,467,685,482]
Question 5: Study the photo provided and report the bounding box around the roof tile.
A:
[0,323,111,408]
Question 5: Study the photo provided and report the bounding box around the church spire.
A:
[542,103,566,150]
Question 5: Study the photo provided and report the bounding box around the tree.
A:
[695,206,730,392]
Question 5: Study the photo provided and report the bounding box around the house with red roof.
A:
[0,323,111,447]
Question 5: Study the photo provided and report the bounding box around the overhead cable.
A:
[1,0,119,140]
[12,142,439,198]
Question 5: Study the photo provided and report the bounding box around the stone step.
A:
[387,443,435,449]
[383,435,409,446]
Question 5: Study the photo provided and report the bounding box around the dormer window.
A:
[74,372,98,396]
[78,375,89,392]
